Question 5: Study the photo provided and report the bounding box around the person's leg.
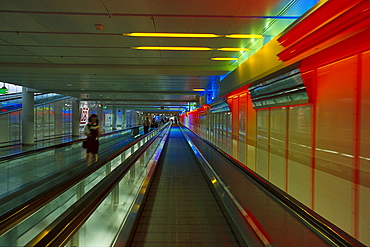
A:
[94,153,98,162]
[86,152,92,166]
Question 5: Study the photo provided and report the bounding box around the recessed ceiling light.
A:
[211,57,239,61]
[132,46,213,51]
[124,32,263,39]
[124,33,220,38]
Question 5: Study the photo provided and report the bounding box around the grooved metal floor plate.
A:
[130,127,241,246]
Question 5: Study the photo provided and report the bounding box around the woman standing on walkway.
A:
[84,114,102,165]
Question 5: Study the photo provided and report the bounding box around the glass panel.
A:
[315,56,356,235]
[359,50,370,245]
[64,126,167,247]
[256,109,270,180]
[0,126,168,246]
[288,105,312,207]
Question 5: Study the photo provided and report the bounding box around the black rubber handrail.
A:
[0,124,165,237]
[25,124,170,247]
[179,124,366,247]
[0,125,141,162]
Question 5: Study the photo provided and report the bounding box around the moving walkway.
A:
[0,123,365,246]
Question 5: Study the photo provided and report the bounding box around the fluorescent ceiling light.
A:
[124,32,263,39]
[217,48,250,51]
[211,57,239,61]
[225,34,264,38]
[132,46,213,51]
[124,32,220,38]
[193,89,205,91]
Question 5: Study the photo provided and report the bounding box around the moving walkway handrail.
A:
[0,92,43,102]
[0,124,164,237]
[0,125,141,162]
[179,124,365,247]
[25,123,170,247]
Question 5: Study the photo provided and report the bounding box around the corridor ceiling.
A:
[0,0,314,110]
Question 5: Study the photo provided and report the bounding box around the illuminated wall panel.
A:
[247,93,257,171]
[315,56,356,235]
[0,114,10,143]
[238,94,247,164]
[256,109,270,179]
[359,50,370,244]
[232,97,239,158]
[226,112,233,155]
[288,105,312,207]
[269,108,287,191]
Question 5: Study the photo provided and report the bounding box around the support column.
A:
[121,109,126,128]
[112,106,117,130]
[72,98,80,137]
[97,105,103,127]
[22,88,34,145]
[54,101,63,136]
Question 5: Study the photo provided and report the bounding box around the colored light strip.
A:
[124,32,221,38]
[124,32,263,39]
[217,48,250,51]
[132,46,213,51]
[132,46,250,51]
[193,89,205,91]
[225,34,264,38]
[211,57,239,61]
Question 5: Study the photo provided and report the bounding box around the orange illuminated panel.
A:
[315,56,356,235]
[359,50,370,244]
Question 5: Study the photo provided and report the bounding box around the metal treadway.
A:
[129,126,243,246]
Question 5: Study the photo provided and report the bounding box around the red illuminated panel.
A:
[277,0,370,61]
[278,0,364,47]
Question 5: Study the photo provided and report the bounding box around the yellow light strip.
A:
[211,57,239,61]
[132,46,213,51]
[217,48,250,51]
[225,34,264,39]
[193,89,205,91]
[124,32,221,38]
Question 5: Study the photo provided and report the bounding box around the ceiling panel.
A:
[0,55,50,63]
[154,17,195,33]
[0,46,32,56]
[101,0,152,14]
[1,0,61,12]
[67,16,123,33]
[0,0,314,109]
[191,18,235,35]
[0,13,50,32]
[149,0,199,15]
[0,33,41,46]
[52,0,107,13]
[111,17,156,33]
[44,56,141,65]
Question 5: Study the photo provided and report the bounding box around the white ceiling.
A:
[0,0,305,110]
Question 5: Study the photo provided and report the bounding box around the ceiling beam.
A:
[83,99,198,102]
[0,63,229,76]
[56,90,203,95]
[0,10,300,19]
